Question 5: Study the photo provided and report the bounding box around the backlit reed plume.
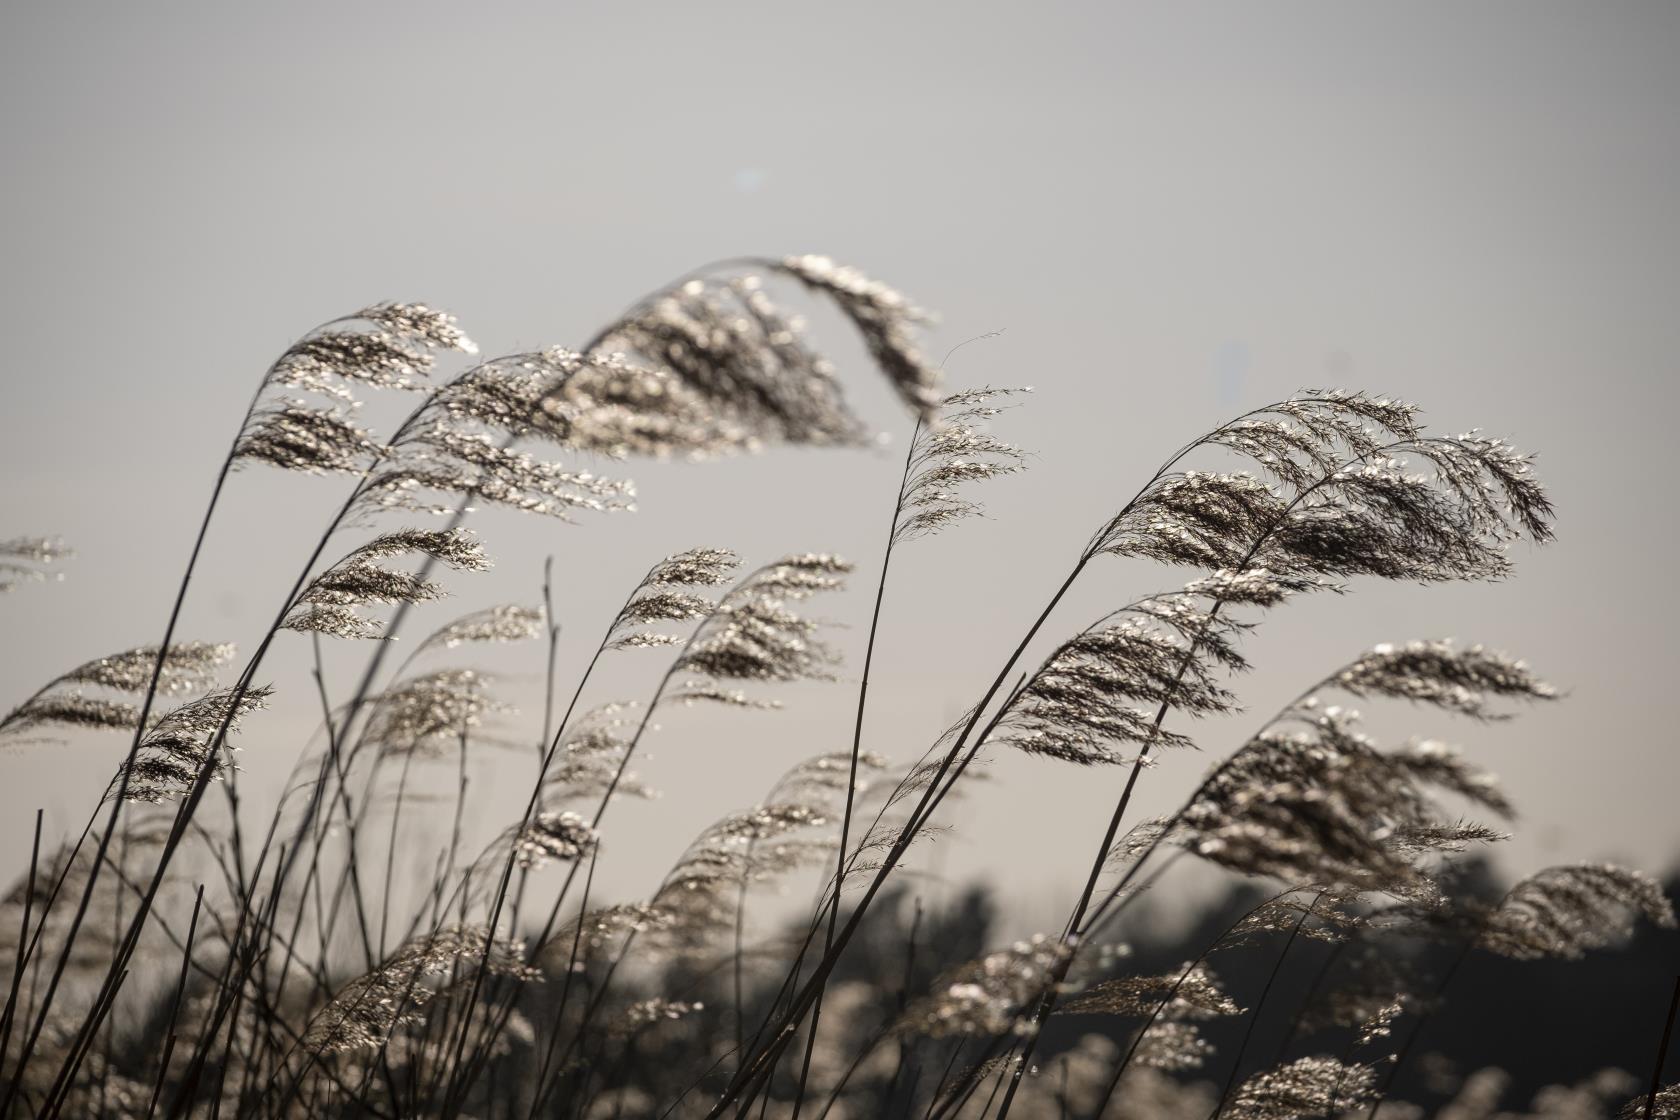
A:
[990,590,1248,765]
[1227,1055,1379,1119]
[1224,889,1369,946]
[302,924,534,1055]
[356,351,640,520]
[1092,393,1551,586]
[540,703,659,804]
[234,400,380,476]
[234,302,476,476]
[672,554,853,703]
[771,254,943,422]
[1055,961,1240,1078]
[556,755,852,969]
[773,749,892,805]
[1623,1085,1680,1120]
[270,304,475,401]
[1153,639,1555,896]
[282,527,488,640]
[898,933,1074,1040]
[1129,1019,1216,1073]
[1177,707,1512,892]
[114,684,273,803]
[414,603,545,654]
[609,547,741,651]
[363,668,507,757]
[895,386,1029,542]
[1330,639,1557,719]
[0,536,71,592]
[1060,962,1241,1021]
[645,795,839,952]
[1475,863,1676,960]
[0,642,234,739]
[604,998,706,1039]
[597,255,941,447]
[512,811,599,870]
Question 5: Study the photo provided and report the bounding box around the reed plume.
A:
[0,642,234,739]
[0,537,71,593]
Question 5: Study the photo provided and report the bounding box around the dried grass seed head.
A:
[1332,639,1555,719]
[0,535,71,591]
[1180,708,1511,891]
[1059,961,1240,1021]
[117,684,273,803]
[265,302,474,407]
[674,554,852,691]
[1091,394,1551,595]
[608,547,739,649]
[896,386,1029,542]
[897,933,1073,1039]
[362,418,635,521]
[352,302,477,355]
[1622,1085,1680,1120]
[542,703,658,803]
[303,924,534,1055]
[514,810,600,869]
[1479,863,1676,960]
[772,254,943,422]
[235,400,380,476]
[1228,1056,1379,1120]
[284,528,488,640]
[598,276,868,447]
[1131,1020,1216,1072]
[605,999,706,1039]
[416,603,545,654]
[535,348,757,459]
[1,642,234,738]
[992,592,1248,766]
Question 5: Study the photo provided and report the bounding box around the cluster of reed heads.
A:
[1,255,1675,1120]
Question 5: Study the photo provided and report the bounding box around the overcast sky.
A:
[2,2,1677,931]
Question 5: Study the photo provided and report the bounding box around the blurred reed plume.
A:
[0,253,1674,1120]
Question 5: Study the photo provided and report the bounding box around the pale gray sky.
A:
[2,2,1677,929]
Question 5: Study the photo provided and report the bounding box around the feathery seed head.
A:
[366,669,506,755]
[284,529,487,640]
[1333,640,1555,719]
[672,555,851,694]
[897,934,1073,1039]
[353,302,477,354]
[1059,962,1240,1021]
[271,330,434,400]
[416,603,545,654]
[515,811,600,869]
[1180,707,1510,890]
[1621,1085,1680,1120]
[606,999,705,1039]
[993,593,1247,766]
[897,386,1029,542]
[773,254,942,421]
[1479,863,1675,960]
[600,275,870,447]
[235,401,379,475]
[0,536,71,592]
[303,925,534,1055]
[1228,1056,1379,1119]
[116,684,272,803]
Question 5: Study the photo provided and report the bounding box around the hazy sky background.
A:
[2,2,1677,934]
